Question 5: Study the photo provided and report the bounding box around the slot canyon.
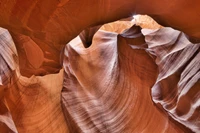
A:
[0,1,199,133]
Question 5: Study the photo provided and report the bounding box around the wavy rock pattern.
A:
[4,70,69,133]
[0,28,18,133]
[0,28,18,86]
[0,29,68,133]
[142,28,200,132]
[1,1,200,77]
[0,12,199,133]
[61,25,195,133]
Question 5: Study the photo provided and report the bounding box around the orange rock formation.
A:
[0,1,199,133]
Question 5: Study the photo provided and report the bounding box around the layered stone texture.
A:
[0,1,199,133]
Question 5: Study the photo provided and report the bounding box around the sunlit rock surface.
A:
[62,25,196,132]
[0,1,199,132]
[142,27,200,132]
[1,1,200,76]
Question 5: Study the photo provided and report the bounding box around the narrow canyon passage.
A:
[0,1,199,132]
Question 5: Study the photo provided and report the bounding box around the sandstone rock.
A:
[0,1,199,132]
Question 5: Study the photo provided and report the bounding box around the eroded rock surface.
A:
[0,1,199,132]
[1,1,200,76]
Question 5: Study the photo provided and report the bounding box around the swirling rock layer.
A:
[142,28,200,132]
[0,16,199,132]
[1,1,200,77]
[61,24,196,132]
